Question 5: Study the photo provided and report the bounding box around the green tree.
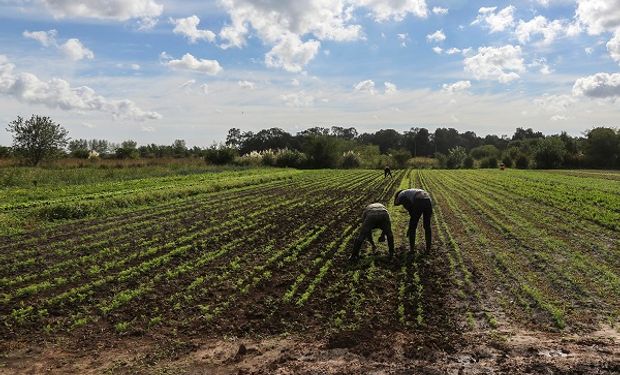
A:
[470,145,499,160]
[6,115,69,166]
[446,146,467,169]
[68,139,89,158]
[533,136,566,169]
[584,127,619,168]
[115,140,139,159]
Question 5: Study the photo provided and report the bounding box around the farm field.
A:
[0,168,619,374]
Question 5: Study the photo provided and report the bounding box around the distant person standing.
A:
[394,189,433,253]
[384,166,393,178]
[350,203,395,261]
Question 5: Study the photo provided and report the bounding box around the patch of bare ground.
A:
[2,326,618,374]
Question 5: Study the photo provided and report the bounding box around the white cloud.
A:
[607,31,620,64]
[472,6,515,33]
[432,46,443,54]
[442,80,471,93]
[0,55,160,121]
[426,29,446,43]
[131,63,141,70]
[575,0,620,35]
[171,15,216,43]
[432,7,448,15]
[40,0,163,21]
[141,125,155,132]
[264,34,320,73]
[515,16,566,46]
[464,45,525,83]
[384,81,397,94]
[238,80,255,89]
[446,48,461,55]
[291,78,300,86]
[179,79,196,89]
[573,72,620,98]
[529,58,553,75]
[23,30,94,61]
[281,91,314,107]
[354,79,375,94]
[163,53,222,75]
[585,47,594,55]
[397,33,408,47]
[356,0,429,22]
[200,84,209,94]
[217,0,428,71]
[23,29,57,47]
[59,38,94,61]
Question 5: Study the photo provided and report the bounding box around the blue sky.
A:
[1,0,619,146]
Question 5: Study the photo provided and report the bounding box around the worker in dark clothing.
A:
[350,203,395,261]
[384,166,392,178]
[394,189,433,253]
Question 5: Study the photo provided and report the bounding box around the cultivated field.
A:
[0,168,618,374]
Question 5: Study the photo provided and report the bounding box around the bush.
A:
[515,154,529,169]
[501,155,513,168]
[260,150,276,166]
[389,148,411,168]
[470,145,500,160]
[341,151,362,169]
[407,157,440,169]
[447,146,467,169]
[480,157,498,169]
[433,152,447,169]
[533,136,566,169]
[204,146,237,165]
[275,149,306,168]
[463,156,474,169]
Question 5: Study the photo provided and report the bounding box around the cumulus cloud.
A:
[171,15,216,43]
[384,81,397,94]
[607,31,620,64]
[217,0,429,71]
[446,48,461,55]
[515,16,566,46]
[432,46,443,54]
[40,0,163,21]
[163,53,222,75]
[471,6,515,33]
[0,55,160,121]
[23,30,94,61]
[442,80,471,93]
[575,0,620,35]
[281,91,314,107]
[238,80,255,89]
[464,45,525,83]
[534,94,575,114]
[432,7,448,15]
[354,79,375,94]
[426,29,446,43]
[529,58,553,75]
[59,38,94,61]
[23,29,57,47]
[397,33,408,47]
[356,0,429,22]
[573,72,620,98]
[264,34,321,73]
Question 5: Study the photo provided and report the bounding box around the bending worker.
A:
[394,188,433,253]
[384,166,393,178]
[350,203,394,261]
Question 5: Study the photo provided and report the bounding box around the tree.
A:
[68,139,89,158]
[225,128,243,149]
[171,139,187,157]
[446,146,467,169]
[7,115,69,166]
[512,127,544,141]
[116,140,139,159]
[584,127,619,168]
[533,136,566,169]
[88,139,109,155]
[470,145,499,160]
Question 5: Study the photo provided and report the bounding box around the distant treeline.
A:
[2,121,619,169]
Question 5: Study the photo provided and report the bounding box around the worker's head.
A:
[394,189,404,206]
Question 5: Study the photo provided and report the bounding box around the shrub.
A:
[341,151,362,169]
[533,136,566,169]
[480,157,498,169]
[389,148,411,168]
[463,156,474,169]
[470,145,500,160]
[515,154,529,169]
[501,155,513,168]
[204,146,237,165]
[433,152,447,169]
[260,150,276,166]
[407,157,440,169]
[447,146,467,169]
[275,149,306,168]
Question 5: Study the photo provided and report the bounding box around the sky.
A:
[0,0,619,146]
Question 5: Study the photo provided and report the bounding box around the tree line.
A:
[2,115,619,169]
